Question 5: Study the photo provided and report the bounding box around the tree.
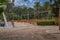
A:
[42,1,54,19]
[34,2,41,19]
[43,2,52,10]
[12,5,28,20]
[0,0,8,18]
[50,0,60,30]
[28,8,34,19]
[0,0,8,20]
[34,2,41,11]
[0,0,8,4]
[0,0,9,27]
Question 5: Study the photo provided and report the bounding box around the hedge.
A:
[37,20,58,25]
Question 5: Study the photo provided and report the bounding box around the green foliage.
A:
[34,2,41,10]
[0,7,3,19]
[4,0,57,20]
[0,0,8,14]
[43,2,52,10]
[50,0,60,17]
[37,20,58,25]
[0,0,8,4]
[0,0,8,19]
[0,7,3,14]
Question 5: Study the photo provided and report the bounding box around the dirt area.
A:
[0,26,60,40]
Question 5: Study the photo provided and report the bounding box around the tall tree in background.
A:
[50,0,60,30]
[34,2,41,19]
[28,8,34,19]
[34,2,41,10]
[43,1,54,19]
[43,2,52,11]
[5,0,15,20]
[21,5,28,19]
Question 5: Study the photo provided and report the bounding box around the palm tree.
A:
[50,0,60,30]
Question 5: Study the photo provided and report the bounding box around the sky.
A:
[14,0,48,8]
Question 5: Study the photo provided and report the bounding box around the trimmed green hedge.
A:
[37,20,58,25]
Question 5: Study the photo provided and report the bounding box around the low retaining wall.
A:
[13,22,36,28]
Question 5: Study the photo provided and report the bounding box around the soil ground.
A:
[0,25,60,40]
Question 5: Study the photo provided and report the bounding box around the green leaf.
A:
[0,7,3,14]
[0,0,8,3]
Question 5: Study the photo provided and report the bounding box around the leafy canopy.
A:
[0,0,8,4]
[0,0,8,14]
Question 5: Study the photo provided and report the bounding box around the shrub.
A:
[37,20,58,25]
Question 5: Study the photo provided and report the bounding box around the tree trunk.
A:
[59,5,60,30]
[2,12,8,27]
